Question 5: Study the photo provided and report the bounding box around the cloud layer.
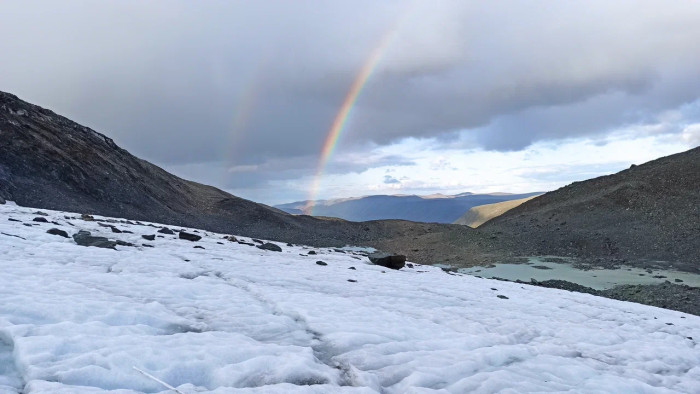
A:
[1,1,699,202]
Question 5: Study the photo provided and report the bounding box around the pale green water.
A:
[456,258,700,290]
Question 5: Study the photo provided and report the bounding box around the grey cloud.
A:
[1,0,699,185]
[383,175,400,184]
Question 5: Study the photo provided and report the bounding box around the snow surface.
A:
[0,203,698,393]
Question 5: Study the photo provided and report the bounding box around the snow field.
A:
[0,203,698,393]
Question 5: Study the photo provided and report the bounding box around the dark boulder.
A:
[307,250,317,255]
[110,226,122,233]
[72,230,117,249]
[158,227,174,235]
[141,234,156,241]
[8,218,20,222]
[116,240,134,247]
[316,261,328,266]
[47,228,69,238]
[179,231,202,241]
[368,252,406,270]
[256,242,282,252]
[33,217,49,223]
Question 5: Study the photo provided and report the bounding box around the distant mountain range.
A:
[454,195,540,227]
[275,192,542,223]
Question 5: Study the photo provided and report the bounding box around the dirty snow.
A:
[0,203,698,393]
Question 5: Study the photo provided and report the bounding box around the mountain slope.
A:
[276,192,541,223]
[481,147,700,267]
[0,90,471,250]
[1,203,698,393]
[454,195,540,227]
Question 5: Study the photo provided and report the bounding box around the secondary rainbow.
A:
[303,30,398,214]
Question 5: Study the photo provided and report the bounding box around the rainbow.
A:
[303,30,399,215]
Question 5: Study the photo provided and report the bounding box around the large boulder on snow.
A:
[72,230,117,249]
[368,252,406,270]
[178,231,202,242]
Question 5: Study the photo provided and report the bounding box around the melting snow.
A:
[0,203,698,393]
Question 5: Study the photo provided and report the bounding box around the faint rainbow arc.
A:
[303,30,399,215]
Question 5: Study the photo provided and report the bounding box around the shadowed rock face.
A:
[481,147,700,270]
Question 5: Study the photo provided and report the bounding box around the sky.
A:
[1,0,699,205]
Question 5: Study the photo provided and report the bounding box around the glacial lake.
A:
[454,258,700,290]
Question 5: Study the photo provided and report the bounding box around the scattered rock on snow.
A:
[316,261,328,266]
[256,242,282,252]
[497,295,509,299]
[252,239,264,244]
[347,279,357,283]
[179,231,202,242]
[307,250,317,255]
[72,230,117,249]
[8,218,20,222]
[141,234,156,241]
[32,217,49,223]
[224,235,238,242]
[115,240,134,247]
[46,228,69,238]
[368,252,406,270]
[81,214,94,221]
[194,246,205,249]
[33,211,49,216]
[158,227,175,235]
[110,226,122,233]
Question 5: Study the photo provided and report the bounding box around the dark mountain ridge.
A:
[481,147,699,268]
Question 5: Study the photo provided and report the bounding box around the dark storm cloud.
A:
[1,0,699,173]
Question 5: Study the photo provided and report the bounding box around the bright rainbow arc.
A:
[303,30,399,215]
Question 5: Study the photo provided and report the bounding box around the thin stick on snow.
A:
[133,366,186,394]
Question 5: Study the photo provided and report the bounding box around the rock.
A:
[46,228,69,238]
[81,214,94,221]
[32,217,49,223]
[333,249,346,253]
[33,211,49,216]
[675,279,684,283]
[349,267,356,270]
[115,240,134,247]
[308,250,317,255]
[142,244,154,248]
[316,261,328,266]
[179,231,202,241]
[287,243,294,247]
[224,235,238,242]
[141,234,156,241]
[497,295,509,299]
[216,242,224,245]
[110,226,122,233]
[256,242,282,252]
[531,265,552,270]
[238,241,255,246]
[347,279,357,283]
[158,227,174,235]
[406,263,414,268]
[8,218,20,222]
[252,239,264,244]
[194,245,205,249]
[72,230,116,249]
[368,252,406,270]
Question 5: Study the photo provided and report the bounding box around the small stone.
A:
[349,267,356,270]
[179,231,202,241]
[110,226,122,233]
[158,227,175,235]
[217,242,224,245]
[497,295,509,299]
[252,239,264,244]
[347,279,357,283]
[8,218,20,222]
[115,240,134,247]
[665,323,673,326]
[32,217,49,223]
[406,263,414,268]
[81,214,94,221]
[287,243,294,247]
[46,228,69,238]
[225,235,238,242]
[142,234,156,241]
[675,279,684,283]
[308,250,317,255]
[491,288,498,291]
[194,246,205,249]
[256,242,282,252]
[142,244,154,248]
[316,261,328,266]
